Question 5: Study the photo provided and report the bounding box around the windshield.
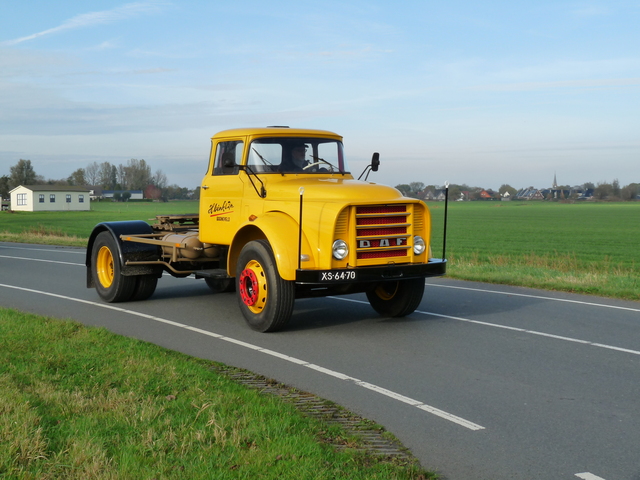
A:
[247,137,348,174]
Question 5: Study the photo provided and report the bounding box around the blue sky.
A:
[1,1,639,190]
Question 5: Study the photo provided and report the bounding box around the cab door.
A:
[199,139,247,245]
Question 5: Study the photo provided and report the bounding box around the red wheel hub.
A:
[239,268,259,306]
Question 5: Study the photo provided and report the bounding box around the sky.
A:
[1,1,639,191]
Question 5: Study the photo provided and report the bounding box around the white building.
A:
[9,185,91,212]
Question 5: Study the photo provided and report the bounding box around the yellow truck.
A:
[86,127,447,331]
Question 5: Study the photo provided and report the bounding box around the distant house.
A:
[479,189,497,200]
[102,190,144,200]
[423,189,448,201]
[515,187,545,200]
[9,185,91,212]
[88,186,103,201]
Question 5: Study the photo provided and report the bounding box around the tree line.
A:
[1,159,198,201]
[395,180,640,201]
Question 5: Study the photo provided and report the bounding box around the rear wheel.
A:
[366,278,425,317]
[91,231,137,303]
[236,240,294,332]
[130,275,158,301]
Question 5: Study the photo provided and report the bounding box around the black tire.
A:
[235,240,295,332]
[130,275,158,301]
[205,277,235,293]
[366,278,425,317]
[91,231,137,303]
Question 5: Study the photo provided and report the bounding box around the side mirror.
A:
[357,152,381,181]
[371,152,380,172]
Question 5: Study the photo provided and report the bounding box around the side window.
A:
[50,194,56,203]
[39,194,45,203]
[66,194,72,203]
[79,195,84,203]
[213,140,244,175]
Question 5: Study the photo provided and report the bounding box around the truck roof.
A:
[211,127,342,140]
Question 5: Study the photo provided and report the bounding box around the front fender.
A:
[229,212,314,281]
[86,221,161,287]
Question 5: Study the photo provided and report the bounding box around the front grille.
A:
[355,204,411,262]
[358,250,407,260]
[357,205,407,215]
[357,216,406,225]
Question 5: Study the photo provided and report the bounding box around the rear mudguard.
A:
[86,221,162,288]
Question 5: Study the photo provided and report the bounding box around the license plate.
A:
[319,270,357,282]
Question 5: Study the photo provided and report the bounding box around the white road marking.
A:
[425,282,640,313]
[575,472,607,480]
[335,297,640,357]
[0,254,82,266]
[0,283,485,431]
[0,244,84,254]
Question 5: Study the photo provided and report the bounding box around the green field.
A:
[0,201,200,241]
[428,201,639,300]
[1,200,638,300]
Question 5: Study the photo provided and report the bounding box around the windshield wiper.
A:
[305,156,340,173]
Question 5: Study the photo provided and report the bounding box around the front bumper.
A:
[295,258,446,285]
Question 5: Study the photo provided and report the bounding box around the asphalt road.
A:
[1,241,639,480]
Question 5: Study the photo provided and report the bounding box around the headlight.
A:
[413,236,426,255]
[332,239,349,260]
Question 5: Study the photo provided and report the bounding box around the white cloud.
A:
[1,1,170,46]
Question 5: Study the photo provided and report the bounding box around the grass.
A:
[426,201,640,301]
[1,199,639,300]
[0,308,433,480]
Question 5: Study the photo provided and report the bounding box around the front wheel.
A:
[366,278,425,317]
[235,240,295,332]
[91,231,137,303]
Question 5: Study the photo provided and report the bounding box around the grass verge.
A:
[0,308,434,480]
[446,252,639,300]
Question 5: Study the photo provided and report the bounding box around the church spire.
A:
[552,172,558,189]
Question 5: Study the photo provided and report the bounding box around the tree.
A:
[67,168,86,186]
[612,178,620,198]
[0,175,10,199]
[594,182,613,200]
[152,169,168,190]
[621,183,639,201]
[117,164,127,189]
[85,162,100,186]
[395,184,412,196]
[409,182,425,196]
[144,184,162,201]
[9,159,37,188]
[124,159,152,190]
[499,184,517,197]
[97,162,117,190]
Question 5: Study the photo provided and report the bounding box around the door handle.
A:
[201,185,209,190]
